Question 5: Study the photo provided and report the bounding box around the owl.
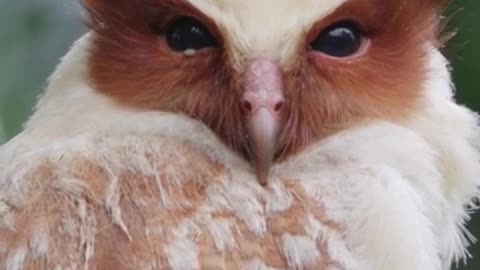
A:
[0,0,479,269]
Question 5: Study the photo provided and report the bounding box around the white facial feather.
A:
[185,0,347,65]
[0,1,479,269]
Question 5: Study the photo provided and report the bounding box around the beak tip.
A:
[255,163,271,186]
[257,173,269,186]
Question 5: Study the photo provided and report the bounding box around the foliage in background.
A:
[0,1,479,269]
[451,1,480,113]
[0,0,84,140]
[448,1,480,269]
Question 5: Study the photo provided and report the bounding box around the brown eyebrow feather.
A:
[307,0,448,47]
[81,0,205,33]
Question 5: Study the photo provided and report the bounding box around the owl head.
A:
[81,0,448,183]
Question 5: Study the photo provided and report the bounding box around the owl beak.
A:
[243,58,285,186]
[246,107,282,185]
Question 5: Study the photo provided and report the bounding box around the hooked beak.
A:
[242,58,285,186]
[246,107,282,185]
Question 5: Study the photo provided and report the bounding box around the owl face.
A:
[84,0,444,182]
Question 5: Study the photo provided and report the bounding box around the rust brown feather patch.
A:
[83,0,447,161]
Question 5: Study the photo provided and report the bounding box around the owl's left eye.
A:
[310,21,365,58]
[165,17,218,52]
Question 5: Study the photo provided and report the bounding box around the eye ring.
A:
[162,16,218,53]
[309,20,368,59]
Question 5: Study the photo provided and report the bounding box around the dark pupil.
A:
[311,22,362,57]
[166,17,217,52]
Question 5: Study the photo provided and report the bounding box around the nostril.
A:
[243,100,253,113]
[274,101,284,112]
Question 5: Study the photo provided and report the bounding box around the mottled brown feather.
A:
[0,136,342,269]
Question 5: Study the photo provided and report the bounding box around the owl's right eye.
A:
[165,17,218,52]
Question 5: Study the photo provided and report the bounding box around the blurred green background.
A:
[0,1,479,269]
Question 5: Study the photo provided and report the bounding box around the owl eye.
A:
[310,21,364,58]
[165,17,217,52]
